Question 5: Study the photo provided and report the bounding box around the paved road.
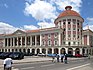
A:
[12,58,93,70]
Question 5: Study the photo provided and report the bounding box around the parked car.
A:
[9,52,24,59]
[65,54,73,57]
[47,54,57,57]
[37,53,46,57]
[74,54,82,57]
[23,52,34,56]
[0,52,12,59]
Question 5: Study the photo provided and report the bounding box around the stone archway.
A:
[68,48,73,55]
[54,48,58,54]
[32,49,35,54]
[75,48,80,54]
[19,49,21,52]
[15,49,17,52]
[42,48,46,54]
[23,49,26,53]
[37,48,40,54]
[27,49,30,53]
[61,48,65,54]
[48,48,52,54]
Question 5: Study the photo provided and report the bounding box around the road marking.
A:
[41,64,55,67]
[20,67,35,70]
[66,63,90,70]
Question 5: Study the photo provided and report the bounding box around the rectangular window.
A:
[55,33,58,38]
[73,35,76,37]
[73,42,76,45]
[55,40,58,45]
[48,34,51,38]
[63,42,65,45]
[68,22,70,24]
[73,28,76,30]
[63,22,65,25]
[73,19,76,24]
[68,35,71,37]
[68,28,71,30]
[48,40,51,46]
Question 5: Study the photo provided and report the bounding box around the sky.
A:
[0,0,93,34]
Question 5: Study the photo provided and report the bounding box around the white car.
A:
[37,53,46,56]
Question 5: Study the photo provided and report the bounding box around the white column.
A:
[40,34,42,46]
[3,38,5,47]
[21,37,22,46]
[84,48,87,55]
[73,48,76,55]
[46,48,48,54]
[71,19,73,40]
[65,48,68,54]
[80,48,82,54]
[35,35,37,47]
[52,48,54,54]
[25,36,27,47]
[58,48,61,55]
[40,48,42,53]
[87,35,89,45]
[30,36,32,46]
[59,32,61,46]
[66,19,68,40]
[30,49,32,53]
[10,38,12,47]
[35,49,37,54]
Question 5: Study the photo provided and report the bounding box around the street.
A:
[12,57,93,70]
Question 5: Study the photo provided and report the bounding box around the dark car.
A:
[0,52,12,59]
[9,52,24,59]
[65,54,73,57]
[23,52,34,56]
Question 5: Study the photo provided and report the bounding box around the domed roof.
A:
[54,6,84,24]
[58,6,80,18]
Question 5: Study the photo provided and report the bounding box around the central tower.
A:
[54,6,84,47]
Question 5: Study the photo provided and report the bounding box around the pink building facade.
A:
[0,6,93,56]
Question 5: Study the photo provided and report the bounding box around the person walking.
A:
[52,56,55,62]
[61,54,64,62]
[64,54,68,64]
[3,58,13,70]
[56,54,60,62]
[88,53,90,59]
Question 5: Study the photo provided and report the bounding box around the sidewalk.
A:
[0,56,90,70]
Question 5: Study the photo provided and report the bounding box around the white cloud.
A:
[4,4,8,8]
[83,17,93,31]
[87,17,93,21]
[24,0,57,21]
[38,21,55,29]
[0,22,19,34]
[54,0,82,13]
[23,25,38,30]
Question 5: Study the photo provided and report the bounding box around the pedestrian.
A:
[52,56,55,62]
[88,53,90,59]
[64,54,68,64]
[3,58,13,70]
[56,54,60,62]
[61,54,64,62]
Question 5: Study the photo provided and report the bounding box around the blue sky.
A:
[0,0,93,34]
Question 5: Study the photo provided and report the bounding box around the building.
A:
[0,6,93,55]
